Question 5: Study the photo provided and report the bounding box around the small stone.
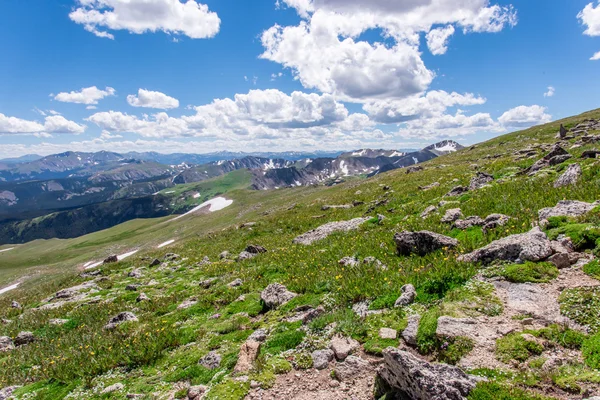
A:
[441,208,463,223]
[101,383,124,394]
[402,315,421,346]
[10,301,21,309]
[49,319,69,326]
[248,329,268,342]
[103,255,118,264]
[329,336,360,361]
[14,331,35,346]
[199,351,221,369]
[554,163,582,188]
[178,299,197,310]
[379,328,397,340]
[219,251,230,259]
[260,283,297,309]
[312,349,335,370]
[104,312,138,330]
[149,258,161,267]
[0,336,15,352]
[125,284,139,291]
[334,355,370,381]
[228,278,243,288]
[394,284,417,307]
[136,293,150,302]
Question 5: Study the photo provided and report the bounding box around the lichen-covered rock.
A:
[187,385,207,400]
[234,340,261,373]
[261,283,297,309]
[329,336,360,361]
[136,293,150,302]
[245,244,267,254]
[395,284,417,307]
[178,299,197,309]
[0,386,20,400]
[237,251,256,261]
[454,216,484,230]
[458,227,553,265]
[554,163,582,188]
[103,255,118,264]
[482,214,510,231]
[441,208,463,223]
[0,336,14,352]
[539,200,598,222]
[101,383,124,394]
[293,217,369,245]
[446,186,468,197]
[199,278,217,289]
[421,205,438,219]
[10,301,21,309]
[334,355,370,381]
[248,329,267,342]
[312,349,334,370]
[199,351,221,370]
[395,231,459,256]
[104,312,138,330]
[375,348,481,400]
[402,315,421,346]
[338,256,359,267]
[228,278,243,288]
[379,328,398,340]
[14,331,35,346]
[469,172,493,190]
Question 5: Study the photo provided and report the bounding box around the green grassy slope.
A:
[1,108,600,399]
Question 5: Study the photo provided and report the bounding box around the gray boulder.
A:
[261,283,297,309]
[446,186,468,197]
[228,278,243,288]
[101,383,124,394]
[539,200,597,222]
[421,205,438,219]
[188,385,208,400]
[375,348,481,400]
[0,336,14,352]
[482,214,510,231]
[334,355,370,381]
[402,315,421,346]
[293,217,369,245]
[329,336,360,361]
[312,349,334,370]
[136,293,150,302]
[199,351,221,369]
[103,255,118,264]
[469,172,493,191]
[14,331,35,346]
[554,163,582,188]
[454,216,484,230]
[10,301,21,309]
[219,251,230,259]
[104,312,138,330]
[245,245,267,254]
[395,231,459,256]
[458,227,553,265]
[441,208,463,223]
[0,386,20,400]
[237,251,256,261]
[248,329,268,342]
[395,284,417,307]
[338,256,359,267]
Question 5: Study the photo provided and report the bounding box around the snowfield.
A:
[0,283,19,296]
[172,197,233,221]
[0,247,14,253]
[157,239,176,248]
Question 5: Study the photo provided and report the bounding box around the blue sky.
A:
[0,0,599,157]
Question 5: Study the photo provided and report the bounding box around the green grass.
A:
[583,260,600,279]
[2,108,600,397]
[468,382,556,400]
[496,333,544,363]
[497,262,559,283]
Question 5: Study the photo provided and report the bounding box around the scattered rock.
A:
[14,331,35,346]
[446,186,468,197]
[248,329,268,342]
[125,284,139,291]
[199,351,221,369]
[375,348,480,400]
[0,386,20,400]
[240,222,257,228]
[237,251,256,261]
[329,336,360,361]
[436,317,478,339]
[322,204,353,210]
[234,340,261,373]
[558,124,567,139]
[245,245,267,254]
[128,268,144,278]
[199,278,217,289]
[334,355,370,381]
[379,328,398,340]
[149,258,161,267]
[136,293,150,302]
[338,256,359,267]
[197,256,211,266]
[395,231,459,256]
[219,251,230,259]
[312,349,335,370]
[581,150,600,159]
[441,208,463,223]
[101,383,124,394]
[395,284,417,307]
[293,217,369,245]
[458,227,553,265]
[104,312,138,330]
[419,182,440,191]
[228,279,243,288]
[49,319,69,326]
[539,200,598,222]
[402,315,421,346]
[302,306,325,324]
[10,301,21,309]
[261,283,297,309]
[554,163,582,188]
[103,255,118,264]
[178,299,198,310]
[469,172,493,191]
[0,336,14,352]
[406,166,423,174]
[548,154,572,165]
[454,216,484,230]
[421,205,438,219]
[164,253,180,261]
[482,214,510,231]
[187,385,207,400]
[548,253,571,269]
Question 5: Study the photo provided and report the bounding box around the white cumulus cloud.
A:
[0,114,86,135]
[69,0,220,40]
[544,86,555,97]
[498,105,552,128]
[426,25,455,55]
[579,1,600,36]
[591,51,600,60]
[54,86,116,105]
[127,89,180,109]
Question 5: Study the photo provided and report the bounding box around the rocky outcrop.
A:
[554,164,582,188]
[375,348,480,400]
[104,312,138,330]
[234,340,261,373]
[395,284,417,307]
[261,283,297,309]
[458,227,553,265]
[293,217,369,245]
[329,336,360,361]
[395,231,459,256]
[538,200,598,222]
[469,172,493,191]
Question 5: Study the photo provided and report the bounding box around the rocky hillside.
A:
[2,111,600,399]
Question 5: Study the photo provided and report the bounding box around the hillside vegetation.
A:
[1,109,600,399]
